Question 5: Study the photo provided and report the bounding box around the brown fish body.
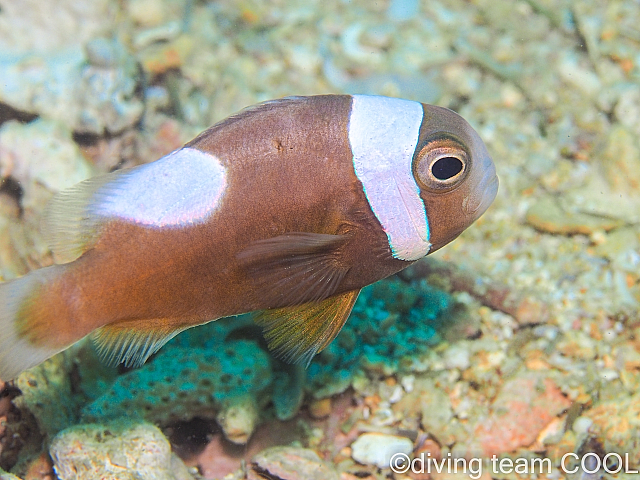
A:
[51,98,403,332]
[0,94,498,379]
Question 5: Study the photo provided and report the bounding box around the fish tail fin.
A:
[0,265,73,381]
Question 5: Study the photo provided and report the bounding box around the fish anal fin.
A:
[237,232,351,307]
[91,318,191,368]
[255,289,360,367]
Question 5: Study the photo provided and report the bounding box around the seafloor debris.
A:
[0,468,21,480]
[0,45,143,136]
[49,422,194,480]
[0,0,143,136]
[463,372,572,457]
[247,446,339,480]
[525,195,626,235]
[584,392,640,465]
[0,119,95,214]
[350,432,413,468]
[399,258,549,325]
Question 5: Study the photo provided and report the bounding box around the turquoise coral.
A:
[83,340,272,444]
[307,277,451,397]
[80,275,451,443]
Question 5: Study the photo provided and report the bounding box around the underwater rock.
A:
[614,85,640,138]
[534,125,640,232]
[127,0,169,28]
[600,124,640,194]
[0,0,114,55]
[12,452,54,480]
[419,380,453,438]
[308,398,332,419]
[399,259,549,326]
[467,372,571,456]
[0,119,95,277]
[557,51,601,98]
[50,421,194,480]
[138,35,195,76]
[350,432,413,468]
[13,350,80,438]
[78,39,144,134]
[525,195,624,236]
[0,469,21,480]
[0,40,143,135]
[387,0,420,22]
[585,393,640,465]
[215,395,258,445]
[142,314,305,423]
[83,341,272,444]
[2,340,113,472]
[0,119,95,211]
[247,446,339,480]
[0,204,31,281]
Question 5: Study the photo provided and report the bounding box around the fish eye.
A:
[414,139,469,191]
[432,156,464,180]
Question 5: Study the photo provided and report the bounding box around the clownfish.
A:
[0,95,498,380]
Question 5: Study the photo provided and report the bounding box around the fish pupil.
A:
[432,156,463,180]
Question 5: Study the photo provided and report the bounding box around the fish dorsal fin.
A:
[255,289,360,366]
[237,232,351,307]
[42,170,128,264]
[91,318,190,368]
[44,148,228,264]
[187,96,307,146]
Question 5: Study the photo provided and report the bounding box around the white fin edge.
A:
[92,323,190,368]
[0,267,67,381]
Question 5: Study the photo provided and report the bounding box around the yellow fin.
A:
[42,170,129,264]
[255,289,360,367]
[91,318,190,368]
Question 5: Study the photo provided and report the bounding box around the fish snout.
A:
[463,161,498,220]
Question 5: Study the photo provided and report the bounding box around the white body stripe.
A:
[348,95,430,261]
[94,147,227,227]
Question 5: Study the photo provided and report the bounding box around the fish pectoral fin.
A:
[91,318,191,368]
[237,232,351,306]
[43,169,130,264]
[255,289,360,367]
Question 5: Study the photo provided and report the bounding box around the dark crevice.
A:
[352,471,373,478]
[164,69,185,121]
[0,103,38,127]
[0,176,23,206]
[164,417,219,459]
[224,324,265,346]
[250,464,286,480]
[0,383,21,401]
[72,131,101,147]
[601,100,617,124]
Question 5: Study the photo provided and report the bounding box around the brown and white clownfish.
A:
[0,94,498,380]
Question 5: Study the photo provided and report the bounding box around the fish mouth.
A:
[463,166,499,220]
